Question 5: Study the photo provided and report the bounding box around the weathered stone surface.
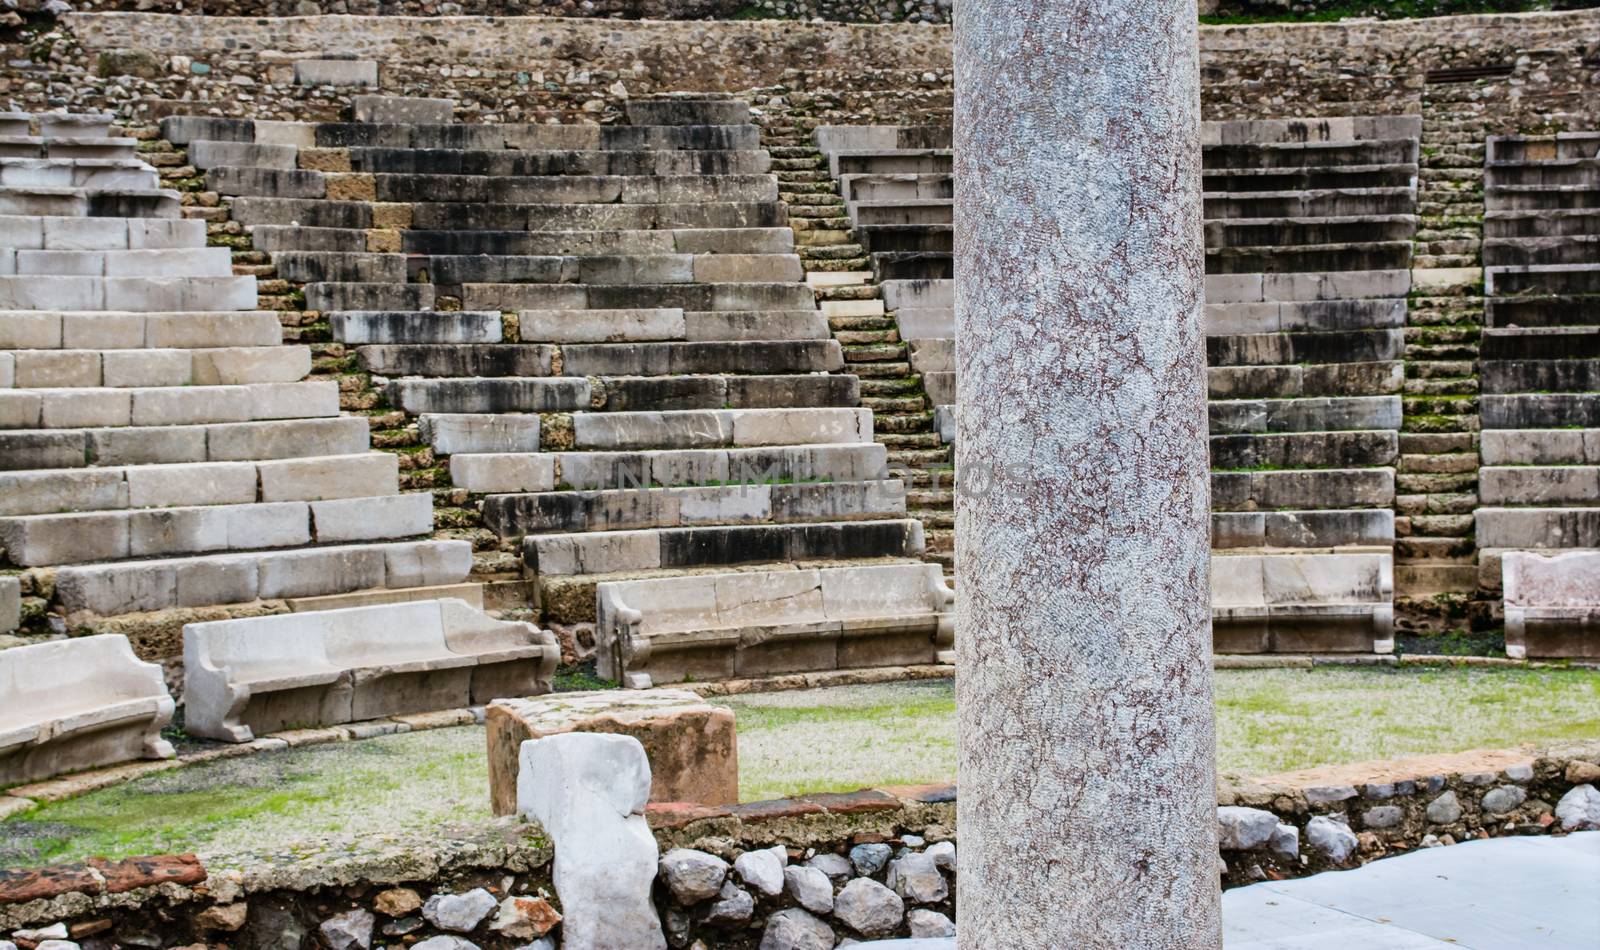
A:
[319,908,375,950]
[1481,785,1526,815]
[1555,784,1600,831]
[487,896,561,941]
[848,842,892,876]
[784,865,834,914]
[517,732,667,949]
[195,902,249,932]
[908,909,957,939]
[886,851,947,904]
[659,848,729,904]
[807,852,853,882]
[1363,805,1403,829]
[734,845,786,897]
[1217,806,1278,850]
[1426,791,1463,824]
[373,887,423,916]
[832,878,904,937]
[1305,816,1359,863]
[487,688,737,816]
[411,938,480,950]
[1268,824,1299,861]
[699,880,754,925]
[423,889,497,933]
[760,908,835,950]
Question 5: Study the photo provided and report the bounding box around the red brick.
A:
[879,783,958,804]
[729,799,826,822]
[800,790,902,814]
[646,802,734,830]
[0,864,103,904]
[90,854,206,894]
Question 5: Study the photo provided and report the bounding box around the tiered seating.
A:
[814,117,1414,652]
[1501,549,1600,659]
[174,98,926,672]
[183,598,559,742]
[1,634,175,786]
[1478,132,1600,593]
[0,112,468,623]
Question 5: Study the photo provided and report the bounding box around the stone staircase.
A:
[1476,130,1600,597]
[0,111,469,651]
[760,116,955,568]
[166,97,929,658]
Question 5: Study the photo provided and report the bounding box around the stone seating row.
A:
[381,374,857,416]
[0,111,117,138]
[0,633,174,787]
[184,598,559,743]
[249,223,796,256]
[450,442,888,495]
[0,214,203,250]
[0,274,257,311]
[595,562,954,687]
[0,158,158,190]
[275,249,803,285]
[0,138,137,161]
[0,187,179,218]
[1212,552,1393,654]
[191,140,775,178]
[0,246,234,278]
[331,307,830,344]
[228,196,787,232]
[0,380,338,430]
[0,416,370,472]
[209,167,780,204]
[1,345,307,389]
[1502,549,1600,660]
[1477,133,1600,585]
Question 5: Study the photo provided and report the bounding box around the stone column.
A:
[953,0,1221,947]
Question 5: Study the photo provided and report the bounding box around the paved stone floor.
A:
[857,832,1599,949]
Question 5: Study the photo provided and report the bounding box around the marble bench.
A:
[1503,549,1600,660]
[595,562,954,688]
[1,634,175,786]
[1212,552,1394,654]
[182,598,559,742]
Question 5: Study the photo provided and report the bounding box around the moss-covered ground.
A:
[5,665,1597,868]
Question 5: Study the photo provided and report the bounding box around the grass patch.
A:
[6,666,1597,867]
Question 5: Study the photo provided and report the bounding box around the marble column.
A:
[952,0,1222,947]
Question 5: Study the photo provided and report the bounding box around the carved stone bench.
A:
[1,634,175,786]
[596,562,954,688]
[182,598,559,742]
[1212,552,1394,654]
[1504,549,1600,659]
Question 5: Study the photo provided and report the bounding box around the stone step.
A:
[342,147,773,177]
[1482,234,1600,268]
[1402,377,1478,396]
[1202,188,1415,220]
[357,339,844,378]
[274,250,408,284]
[1483,208,1600,240]
[0,214,204,251]
[230,196,788,232]
[1206,328,1404,366]
[855,223,951,254]
[1480,465,1600,506]
[0,186,179,218]
[1485,294,1600,328]
[1212,467,1394,511]
[1475,507,1600,549]
[0,452,399,518]
[52,537,470,616]
[624,99,751,127]
[1485,134,1600,163]
[0,136,139,162]
[1204,215,1417,248]
[1484,184,1600,212]
[449,442,886,494]
[1212,508,1395,549]
[1203,139,1419,168]
[1204,298,1407,336]
[1209,360,1403,399]
[4,246,234,279]
[1204,164,1417,192]
[0,491,430,568]
[0,274,257,312]
[481,478,905,537]
[0,416,370,472]
[0,158,159,191]
[838,174,952,204]
[1487,263,1600,297]
[0,310,283,350]
[1481,358,1600,394]
[524,518,924,577]
[458,280,816,313]
[1480,428,1600,465]
[1206,242,1413,275]
[1406,359,1476,379]
[304,282,434,312]
[1208,395,1401,434]
[831,151,952,177]
[417,252,804,286]
[849,200,952,227]
[251,225,796,257]
[1,380,337,431]
[188,140,299,171]
[1481,392,1600,429]
[1485,158,1600,189]
[886,447,949,466]
[2,345,308,388]
[1210,430,1398,470]
[1206,269,1410,303]
[162,116,763,152]
[211,168,782,205]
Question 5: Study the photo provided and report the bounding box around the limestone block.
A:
[226,501,313,549]
[248,381,341,420]
[17,249,108,276]
[60,311,145,349]
[104,247,234,278]
[0,214,44,249]
[188,140,299,171]
[126,219,207,250]
[449,453,557,493]
[0,510,129,565]
[175,554,260,609]
[41,388,132,428]
[519,308,684,343]
[294,59,378,87]
[105,275,257,312]
[692,253,803,283]
[0,275,102,309]
[101,349,191,387]
[55,559,180,615]
[1503,550,1600,660]
[258,453,398,502]
[381,539,473,588]
[130,385,252,427]
[351,95,454,125]
[0,390,41,428]
[257,545,386,599]
[332,310,503,345]
[88,424,206,467]
[205,417,369,462]
[731,407,872,446]
[0,575,17,633]
[419,412,540,456]
[573,409,733,451]
[526,530,661,576]
[42,217,127,251]
[189,346,311,385]
[15,350,100,388]
[487,689,737,816]
[0,311,61,348]
[311,492,432,543]
[159,116,255,145]
[515,733,667,950]
[128,505,231,557]
[126,461,257,508]
[0,634,175,785]
[255,120,317,147]
[0,467,126,517]
[145,312,282,349]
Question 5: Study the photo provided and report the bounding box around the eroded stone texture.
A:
[953,0,1221,945]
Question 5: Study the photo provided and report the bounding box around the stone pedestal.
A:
[954,0,1222,945]
[487,688,738,816]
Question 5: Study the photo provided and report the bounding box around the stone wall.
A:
[1,9,1597,129]
[2,741,1597,944]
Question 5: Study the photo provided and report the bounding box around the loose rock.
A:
[1556,784,1600,831]
[413,939,480,950]
[806,852,853,882]
[319,909,375,950]
[735,845,787,897]
[488,896,561,940]
[848,842,892,876]
[1217,806,1278,850]
[374,887,424,917]
[1306,815,1359,863]
[1426,790,1463,824]
[924,840,957,871]
[1481,785,1526,815]
[1363,805,1403,829]
[759,908,835,950]
[784,864,835,914]
[908,908,957,938]
[195,903,249,932]
[700,880,755,925]
[833,878,904,937]
[423,888,498,933]
[660,848,730,903]
[886,852,948,904]
[1269,823,1300,861]
[13,926,68,942]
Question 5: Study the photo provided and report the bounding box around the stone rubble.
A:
[421,887,498,933]
[1555,784,1600,831]
[734,845,788,897]
[1305,816,1360,863]
[318,908,375,950]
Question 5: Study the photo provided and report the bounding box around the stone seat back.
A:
[1211,552,1394,654]
[183,597,558,741]
[595,561,954,687]
[1503,549,1600,661]
[0,633,175,785]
